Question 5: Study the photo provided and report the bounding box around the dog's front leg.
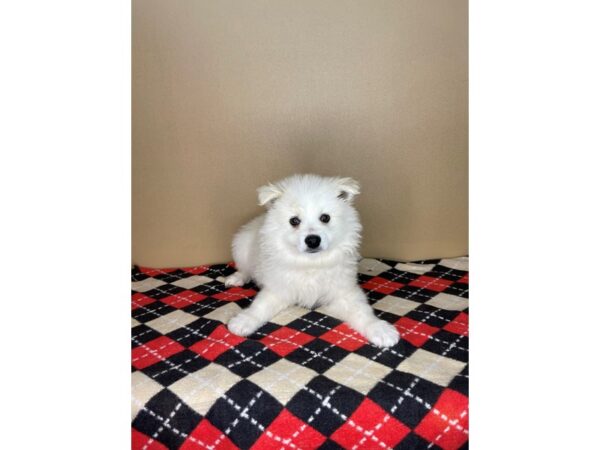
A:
[321,287,400,348]
[228,289,286,337]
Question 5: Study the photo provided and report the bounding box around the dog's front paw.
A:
[224,272,246,287]
[364,320,400,348]
[228,312,261,337]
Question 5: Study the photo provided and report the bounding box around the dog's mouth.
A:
[305,248,322,254]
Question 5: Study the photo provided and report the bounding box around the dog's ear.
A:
[257,183,283,207]
[335,177,360,202]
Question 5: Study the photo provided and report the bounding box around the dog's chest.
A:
[283,267,346,307]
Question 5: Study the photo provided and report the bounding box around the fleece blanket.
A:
[132,257,468,449]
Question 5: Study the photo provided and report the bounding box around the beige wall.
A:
[133,0,468,267]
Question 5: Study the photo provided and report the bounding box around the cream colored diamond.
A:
[270,306,308,326]
[169,363,242,415]
[358,258,393,275]
[146,310,198,334]
[131,371,164,419]
[394,262,436,274]
[426,293,469,311]
[396,349,466,387]
[131,317,141,328]
[324,353,392,395]
[132,278,166,293]
[248,359,317,405]
[171,275,214,289]
[439,257,469,271]
[373,296,421,316]
[204,302,242,323]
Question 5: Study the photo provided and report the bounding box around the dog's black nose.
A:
[305,234,321,249]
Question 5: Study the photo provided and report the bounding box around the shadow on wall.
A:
[205,120,416,262]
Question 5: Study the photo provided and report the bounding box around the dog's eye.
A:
[319,214,330,223]
[289,217,301,227]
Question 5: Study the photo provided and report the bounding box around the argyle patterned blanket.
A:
[132,257,469,450]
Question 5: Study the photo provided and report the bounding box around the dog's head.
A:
[258,174,363,260]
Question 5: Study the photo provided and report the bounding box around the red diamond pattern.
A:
[131,336,185,370]
[181,266,209,275]
[396,316,440,347]
[320,323,368,351]
[414,389,469,450]
[132,429,169,450]
[138,267,177,277]
[361,276,404,294]
[213,286,257,301]
[132,292,155,311]
[188,325,245,361]
[251,409,326,449]
[161,289,207,308]
[409,275,453,292]
[443,312,469,336]
[260,327,316,357]
[331,398,411,448]
[180,419,236,450]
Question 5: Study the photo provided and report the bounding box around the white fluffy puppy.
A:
[226,174,400,348]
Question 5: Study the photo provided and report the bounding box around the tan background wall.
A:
[133,0,468,267]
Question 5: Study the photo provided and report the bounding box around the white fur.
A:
[226,174,400,348]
